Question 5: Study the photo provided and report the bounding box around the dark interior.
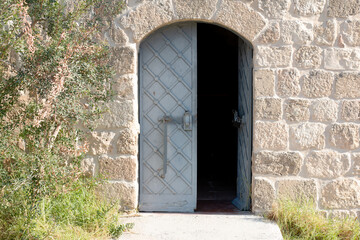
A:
[197,23,239,211]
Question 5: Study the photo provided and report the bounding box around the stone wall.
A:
[87,0,360,216]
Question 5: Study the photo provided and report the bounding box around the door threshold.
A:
[195,200,242,213]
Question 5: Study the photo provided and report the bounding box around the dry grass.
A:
[267,198,360,240]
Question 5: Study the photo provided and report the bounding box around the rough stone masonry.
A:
[84,0,360,218]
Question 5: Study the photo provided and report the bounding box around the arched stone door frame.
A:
[98,1,266,211]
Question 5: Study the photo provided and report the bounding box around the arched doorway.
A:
[139,22,253,212]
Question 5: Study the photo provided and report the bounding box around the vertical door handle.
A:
[183,111,192,131]
[159,116,172,178]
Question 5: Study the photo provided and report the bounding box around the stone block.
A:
[256,46,292,67]
[117,128,138,155]
[324,48,360,70]
[321,179,360,209]
[328,210,357,219]
[314,20,336,46]
[335,72,360,98]
[255,98,282,120]
[88,131,116,155]
[305,151,350,179]
[253,178,275,211]
[284,99,310,122]
[277,179,317,200]
[97,100,135,129]
[280,20,313,45]
[108,25,128,46]
[294,46,322,69]
[257,22,280,44]
[81,158,95,177]
[121,2,174,42]
[113,75,135,100]
[254,121,288,150]
[216,0,266,41]
[174,0,217,19]
[302,70,334,98]
[254,69,275,97]
[293,0,326,16]
[99,156,137,181]
[276,68,300,97]
[258,0,290,18]
[341,100,360,121]
[254,151,302,176]
[342,20,360,46]
[351,153,360,176]
[329,123,360,150]
[290,123,325,150]
[311,99,338,123]
[99,182,137,210]
[110,47,135,75]
[328,0,360,17]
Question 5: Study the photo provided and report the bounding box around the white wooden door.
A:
[139,23,197,212]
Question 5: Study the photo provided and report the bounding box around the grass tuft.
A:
[267,198,360,240]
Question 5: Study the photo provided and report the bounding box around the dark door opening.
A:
[197,23,239,212]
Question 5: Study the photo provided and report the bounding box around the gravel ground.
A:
[120,212,283,240]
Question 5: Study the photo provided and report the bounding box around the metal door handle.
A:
[183,111,192,131]
[232,110,245,129]
[159,115,172,178]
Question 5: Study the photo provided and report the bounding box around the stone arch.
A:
[120,0,266,44]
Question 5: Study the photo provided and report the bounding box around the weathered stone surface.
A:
[257,22,280,44]
[174,0,217,19]
[335,72,360,98]
[99,182,137,210]
[81,158,95,177]
[324,48,360,70]
[314,20,336,46]
[117,128,138,155]
[341,100,360,121]
[110,47,135,74]
[254,122,288,150]
[321,179,360,209]
[277,179,317,200]
[99,156,137,181]
[290,123,326,150]
[302,70,334,98]
[113,75,135,100]
[329,123,360,150]
[294,46,322,69]
[328,0,360,17]
[280,20,313,45]
[254,69,275,97]
[342,20,360,46]
[305,151,350,178]
[285,99,310,122]
[121,2,174,41]
[256,46,292,67]
[97,100,135,129]
[254,151,302,176]
[258,0,290,18]
[351,153,360,176]
[108,25,128,46]
[328,210,357,219]
[216,0,266,41]
[88,131,116,155]
[277,68,300,97]
[253,178,275,211]
[255,98,282,120]
[311,99,338,122]
[293,0,326,16]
